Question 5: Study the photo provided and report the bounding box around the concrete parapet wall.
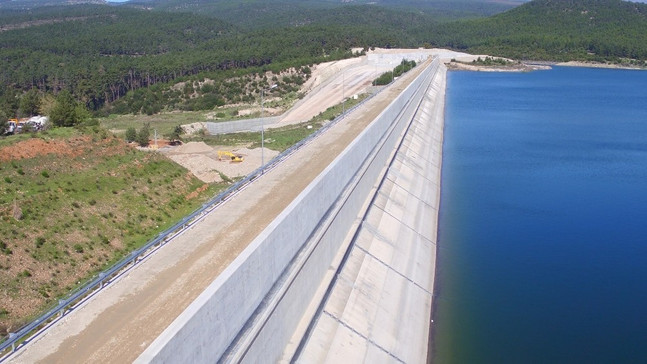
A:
[136,59,440,364]
[367,51,432,66]
[206,116,280,135]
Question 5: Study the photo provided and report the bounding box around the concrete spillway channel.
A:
[137,58,445,364]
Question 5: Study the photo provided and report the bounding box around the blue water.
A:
[432,67,647,363]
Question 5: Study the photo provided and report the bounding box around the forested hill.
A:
[0,6,243,111]
[127,0,520,26]
[1,0,646,119]
[0,0,105,10]
[423,0,647,61]
[0,3,430,114]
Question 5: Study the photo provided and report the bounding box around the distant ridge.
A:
[427,0,647,61]
[0,0,106,9]
[0,0,645,119]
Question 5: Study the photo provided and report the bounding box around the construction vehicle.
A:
[5,119,19,134]
[4,118,45,134]
[217,150,244,162]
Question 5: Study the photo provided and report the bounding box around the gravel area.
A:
[160,142,278,183]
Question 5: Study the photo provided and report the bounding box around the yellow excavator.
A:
[217,150,244,162]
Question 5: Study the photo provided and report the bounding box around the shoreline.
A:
[447,59,647,72]
[446,60,550,72]
[555,60,647,70]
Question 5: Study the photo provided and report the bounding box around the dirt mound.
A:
[0,137,88,162]
[166,153,223,183]
[166,141,213,154]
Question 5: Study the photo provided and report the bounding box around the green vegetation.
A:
[98,112,206,138]
[129,0,517,26]
[471,56,515,66]
[203,93,369,152]
[1,0,646,122]
[0,4,358,116]
[423,0,647,63]
[0,128,220,333]
[136,123,151,147]
[374,60,417,86]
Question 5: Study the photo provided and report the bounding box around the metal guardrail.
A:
[0,68,395,360]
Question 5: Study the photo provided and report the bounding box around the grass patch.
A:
[202,93,369,152]
[98,112,205,137]
[0,126,221,335]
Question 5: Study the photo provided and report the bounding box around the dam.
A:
[138,58,445,363]
[5,54,447,363]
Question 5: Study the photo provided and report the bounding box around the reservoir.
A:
[432,67,647,363]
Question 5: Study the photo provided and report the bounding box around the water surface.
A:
[433,67,647,363]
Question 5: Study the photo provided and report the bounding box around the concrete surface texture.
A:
[231,60,442,364]
[5,52,431,364]
[295,63,446,363]
[136,58,439,364]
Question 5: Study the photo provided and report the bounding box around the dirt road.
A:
[279,57,391,124]
[8,57,429,364]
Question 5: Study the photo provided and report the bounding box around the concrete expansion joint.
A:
[363,222,396,246]
[385,168,411,185]
[371,203,437,247]
[321,310,406,364]
[353,242,433,297]
[379,179,437,211]
[394,155,425,172]
[406,130,435,144]
[390,157,439,185]
[387,163,440,187]
[396,146,433,167]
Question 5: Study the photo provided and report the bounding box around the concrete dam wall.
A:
[137,58,445,363]
[295,60,445,363]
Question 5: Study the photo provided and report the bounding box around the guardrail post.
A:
[9,333,16,352]
[59,299,66,317]
[99,272,107,288]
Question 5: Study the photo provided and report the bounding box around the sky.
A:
[101,0,647,4]
[102,0,647,3]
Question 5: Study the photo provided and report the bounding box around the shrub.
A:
[0,241,12,255]
[136,123,150,147]
[125,127,137,142]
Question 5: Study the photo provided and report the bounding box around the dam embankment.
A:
[136,57,445,363]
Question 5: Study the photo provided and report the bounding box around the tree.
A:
[136,123,150,147]
[166,125,184,145]
[0,111,8,135]
[49,91,92,127]
[50,91,79,127]
[74,104,92,125]
[125,127,137,142]
[19,88,41,117]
